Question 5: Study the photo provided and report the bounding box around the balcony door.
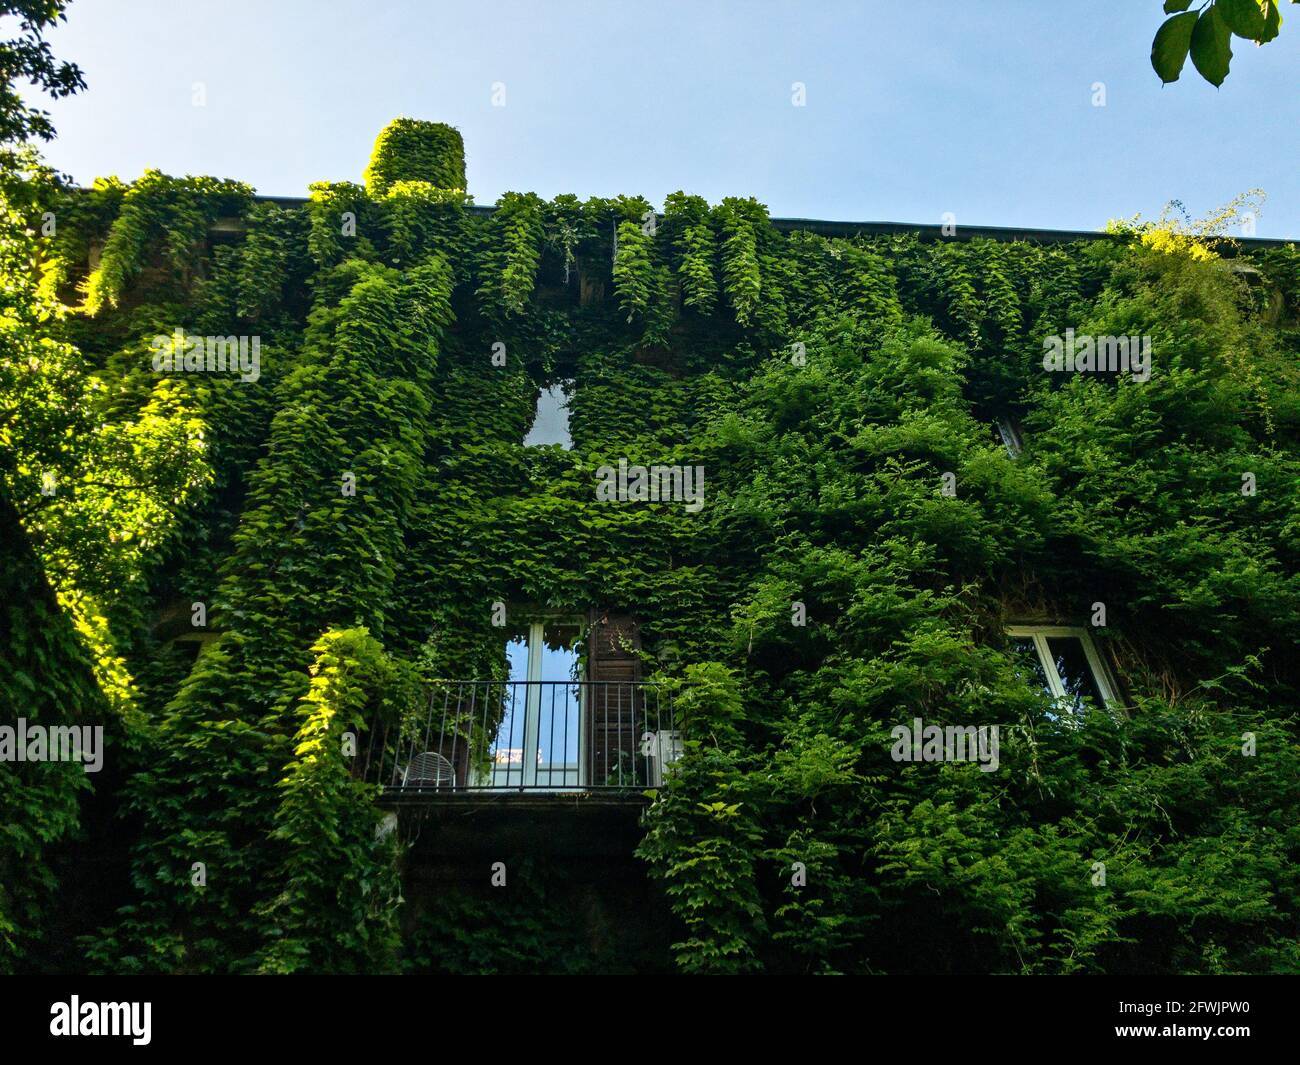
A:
[490,620,583,789]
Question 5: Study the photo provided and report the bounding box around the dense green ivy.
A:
[0,489,104,972]
[664,192,719,315]
[81,170,250,315]
[254,628,409,974]
[476,190,546,317]
[6,117,1300,974]
[363,118,466,196]
[715,196,767,328]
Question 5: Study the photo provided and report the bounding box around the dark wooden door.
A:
[585,610,646,785]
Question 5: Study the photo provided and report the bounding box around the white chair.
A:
[401,751,456,788]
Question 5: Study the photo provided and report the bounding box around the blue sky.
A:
[23,0,1300,237]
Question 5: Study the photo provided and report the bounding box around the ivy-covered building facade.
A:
[4,118,1300,975]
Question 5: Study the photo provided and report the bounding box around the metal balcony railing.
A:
[357,680,680,795]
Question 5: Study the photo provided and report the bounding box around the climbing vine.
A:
[81,170,250,314]
[6,117,1300,976]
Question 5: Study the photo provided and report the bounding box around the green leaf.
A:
[1151,11,1200,82]
[1191,6,1234,85]
[1163,0,1195,11]
[1260,1,1283,44]
[1218,0,1268,38]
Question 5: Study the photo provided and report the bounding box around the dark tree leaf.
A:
[1218,0,1269,39]
[1151,10,1200,82]
[1191,5,1234,86]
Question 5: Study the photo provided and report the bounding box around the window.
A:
[995,417,1024,458]
[1005,625,1117,714]
[482,619,584,788]
[523,381,573,449]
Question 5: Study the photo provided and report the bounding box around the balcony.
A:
[357,680,680,799]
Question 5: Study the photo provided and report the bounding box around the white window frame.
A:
[1005,624,1119,712]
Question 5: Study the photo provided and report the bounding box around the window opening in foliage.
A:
[523,381,573,448]
[995,417,1024,458]
[1007,625,1117,716]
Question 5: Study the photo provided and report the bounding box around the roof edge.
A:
[73,188,1298,250]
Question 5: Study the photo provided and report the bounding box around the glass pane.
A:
[1045,637,1106,712]
[536,623,581,786]
[488,634,530,784]
[523,382,573,449]
[506,633,530,683]
[996,418,1023,457]
[538,622,581,683]
[1009,637,1054,698]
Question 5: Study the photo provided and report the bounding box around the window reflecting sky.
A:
[501,624,581,774]
[523,382,572,449]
